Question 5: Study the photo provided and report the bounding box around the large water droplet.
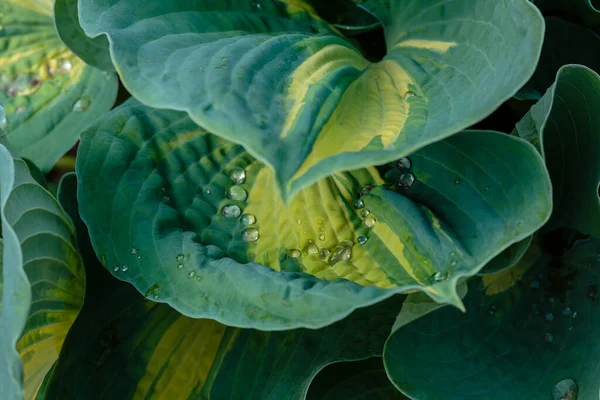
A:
[130,247,138,255]
[357,185,374,198]
[328,241,353,266]
[353,199,364,209]
[319,248,330,259]
[431,271,448,283]
[73,96,91,112]
[288,249,301,259]
[396,157,412,170]
[227,185,248,201]
[364,216,376,229]
[242,228,259,242]
[357,235,368,245]
[305,242,319,255]
[229,167,246,184]
[398,172,415,190]
[221,204,241,219]
[241,214,256,225]
[552,379,578,400]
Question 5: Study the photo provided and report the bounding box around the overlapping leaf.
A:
[46,175,401,399]
[0,145,84,400]
[78,0,544,201]
[76,99,551,329]
[0,0,118,171]
[515,65,600,237]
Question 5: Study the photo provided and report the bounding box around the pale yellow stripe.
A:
[394,39,457,53]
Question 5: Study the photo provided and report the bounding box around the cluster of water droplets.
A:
[394,157,415,190]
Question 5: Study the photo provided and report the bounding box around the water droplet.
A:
[572,312,578,319]
[357,235,368,245]
[72,96,91,112]
[431,271,448,283]
[177,264,184,270]
[195,275,203,282]
[187,271,197,279]
[305,243,319,255]
[296,218,302,225]
[357,185,374,198]
[454,179,461,185]
[396,157,412,170]
[221,204,242,219]
[552,379,578,400]
[544,333,554,343]
[176,254,185,261]
[484,186,491,192]
[404,91,416,100]
[353,199,365,209]
[562,307,572,317]
[242,228,259,242]
[364,216,376,229]
[227,185,248,201]
[120,265,128,272]
[545,312,554,322]
[328,242,353,266]
[153,294,159,300]
[450,260,458,267]
[137,255,141,260]
[229,167,246,184]
[130,247,138,255]
[113,266,120,272]
[288,249,301,259]
[317,219,323,225]
[318,234,325,241]
[204,188,211,195]
[398,172,415,190]
[319,227,325,233]
[361,209,370,218]
[59,60,72,72]
[319,248,330,258]
[241,214,256,225]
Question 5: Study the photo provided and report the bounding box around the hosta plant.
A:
[0,0,599,399]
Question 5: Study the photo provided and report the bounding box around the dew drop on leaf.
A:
[227,185,248,201]
[357,235,368,245]
[552,379,578,400]
[73,96,91,112]
[242,228,259,242]
[296,218,302,225]
[364,216,376,229]
[130,247,138,255]
[229,167,246,184]
[398,172,415,190]
[454,179,461,185]
[545,312,554,322]
[188,271,196,279]
[221,204,241,219]
[120,265,128,272]
[177,264,184,270]
[319,248,331,259]
[431,271,448,283]
[361,209,370,218]
[113,266,119,272]
[288,249,301,259]
[305,242,319,255]
[318,234,325,241]
[353,199,364,209]
[176,254,185,261]
[544,333,554,343]
[396,157,412,170]
[241,214,256,225]
[328,242,353,266]
[561,307,572,317]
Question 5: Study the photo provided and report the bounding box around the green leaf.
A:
[54,0,114,72]
[0,146,84,400]
[479,236,533,275]
[515,65,600,237]
[516,17,600,100]
[78,0,544,201]
[309,0,381,33]
[383,235,600,399]
[76,99,551,329]
[0,0,118,171]
[307,357,408,400]
[46,176,403,399]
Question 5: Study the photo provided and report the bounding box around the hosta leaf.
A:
[516,17,600,100]
[0,0,118,171]
[309,0,381,33]
[47,176,402,399]
[307,357,407,400]
[76,99,551,329]
[78,0,544,201]
[54,0,114,72]
[0,145,84,400]
[383,236,600,399]
[515,65,600,237]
